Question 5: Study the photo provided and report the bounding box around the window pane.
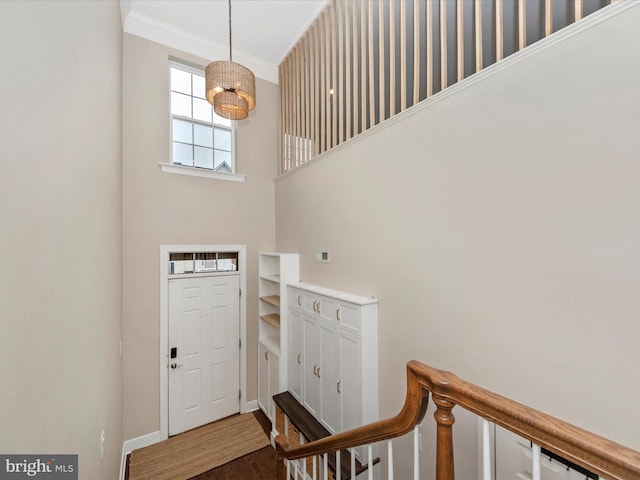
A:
[192,74,206,99]
[169,62,235,174]
[194,124,213,148]
[171,92,192,117]
[212,110,232,127]
[173,142,193,166]
[194,146,214,169]
[193,97,212,123]
[170,67,192,95]
[214,149,231,170]
[172,119,193,144]
[214,128,232,151]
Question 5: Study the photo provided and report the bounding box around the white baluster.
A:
[388,440,394,479]
[482,419,492,480]
[336,450,341,480]
[286,459,290,480]
[323,453,329,480]
[313,455,317,480]
[368,444,373,480]
[413,425,420,480]
[532,443,541,480]
[350,448,356,480]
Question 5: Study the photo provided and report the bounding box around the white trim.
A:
[159,163,246,182]
[245,399,259,412]
[119,0,132,28]
[123,10,278,83]
[276,0,331,66]
[159,245,247,442]
[119,430,163,480]
[275,0,637,182]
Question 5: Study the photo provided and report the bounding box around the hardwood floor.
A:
[125,410,277,480]
[189,444,277,480]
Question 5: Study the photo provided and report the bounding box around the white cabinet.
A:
[257,340,280,422]
[288,308,304,402]
[258,253,299,422]
[287,282,378,437]
[303,313,321,418]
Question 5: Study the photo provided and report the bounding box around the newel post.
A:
[433,393,456,480]
[275,434,288,480]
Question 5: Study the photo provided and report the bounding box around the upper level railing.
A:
[278,0,615,175]
[275,361,640,480]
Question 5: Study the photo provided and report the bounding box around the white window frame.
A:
[160,59,246,182]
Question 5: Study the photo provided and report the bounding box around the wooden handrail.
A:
[274,363,429,479]
[275,360,640,480]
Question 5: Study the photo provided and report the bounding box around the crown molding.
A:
[122,10,278,84]
[277,0,329,65]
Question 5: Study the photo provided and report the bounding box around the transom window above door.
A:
[169,60,236,174]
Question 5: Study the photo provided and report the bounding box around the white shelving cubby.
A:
[257,252,299,422]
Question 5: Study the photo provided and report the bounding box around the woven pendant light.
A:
[205,0,256,120]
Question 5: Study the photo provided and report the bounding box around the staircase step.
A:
[273,391,379,479]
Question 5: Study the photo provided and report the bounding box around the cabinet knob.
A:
[297,353,302,365]
[316,366,321,378]
[265,350,269,360]
[313,364,317,376]
[337,380,341,393]
[297,295,302,306]
[336,308,341,321]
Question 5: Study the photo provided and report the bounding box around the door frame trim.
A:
[159,244,247,441]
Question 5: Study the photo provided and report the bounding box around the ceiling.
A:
[121,0,328,83]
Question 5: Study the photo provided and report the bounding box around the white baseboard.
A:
[245,399,258,412]
[119,430,163,480]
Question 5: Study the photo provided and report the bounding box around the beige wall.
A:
[275,5,640,477]
[122,34,277,440]
[0,1,123,478]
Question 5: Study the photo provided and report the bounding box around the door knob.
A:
[170,363,183,369]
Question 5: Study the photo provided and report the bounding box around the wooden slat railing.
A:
[278,0,618,175]
[275,360,640,480]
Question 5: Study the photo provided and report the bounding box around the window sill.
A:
[159,163,246,182]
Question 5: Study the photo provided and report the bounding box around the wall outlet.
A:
[315,251,330,263]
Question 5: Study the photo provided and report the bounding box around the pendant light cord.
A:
[228,0,232,62]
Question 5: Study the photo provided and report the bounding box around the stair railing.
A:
[275,360,640,480]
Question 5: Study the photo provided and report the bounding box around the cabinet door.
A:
[303,316,321,417]
[258,342,270,419]
[320,322,340,434]
[339,332,362,433]
[269,350,280,420]
[289,287,303,310]
[288,309,304,401]
[318,294,338,324]
[337,301,361,335]
[302,292,318,315]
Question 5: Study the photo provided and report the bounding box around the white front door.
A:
[168,274,240,436]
